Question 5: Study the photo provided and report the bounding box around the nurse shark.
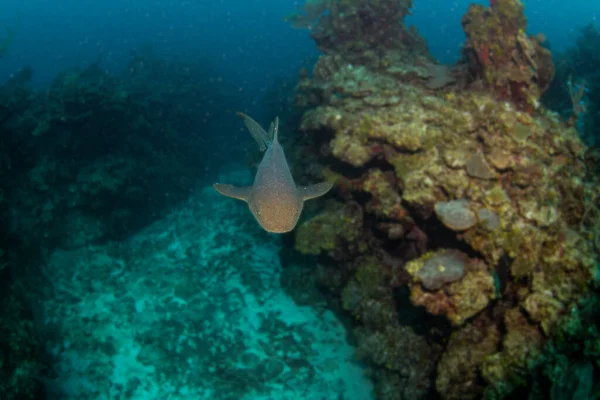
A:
[213,112,333,233]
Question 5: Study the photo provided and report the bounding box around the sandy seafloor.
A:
[38,165,373,400]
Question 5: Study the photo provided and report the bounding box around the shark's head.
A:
[249,190,303,233]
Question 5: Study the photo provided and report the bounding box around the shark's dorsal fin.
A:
[213,184,251,202]
[299,181,334,201]
[236,112,270,152]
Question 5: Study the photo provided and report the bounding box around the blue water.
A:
[0,0,596,133]
[1,0,597,88]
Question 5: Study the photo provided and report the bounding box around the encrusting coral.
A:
[290,0,600,398]
[404,251,496,327]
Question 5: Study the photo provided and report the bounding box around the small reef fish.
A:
[213,112,333,233]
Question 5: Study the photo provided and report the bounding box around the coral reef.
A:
[295,200,365,256]
[404,250,496,326]
[0,287,45,399]
[291,0,600,398]
[528,291,600,399]
[461,0,554,113]
[310,0,419,56]
[0,49,245,398]
[543,22,600,148]
[437,315,501,400]
[0,49,239,251]
[288,0,432,71]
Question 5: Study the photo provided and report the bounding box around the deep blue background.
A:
[0,0,597,102]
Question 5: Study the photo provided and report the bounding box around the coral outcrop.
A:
[291,0,599,398]
[462,0,555,113]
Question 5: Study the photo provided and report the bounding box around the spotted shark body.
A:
[213,113,333,233]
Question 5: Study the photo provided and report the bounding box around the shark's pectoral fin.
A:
[300,182,334,201]
[213,184,252,202]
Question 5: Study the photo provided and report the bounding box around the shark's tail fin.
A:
[236,112,271,151]
[271,116,279,143]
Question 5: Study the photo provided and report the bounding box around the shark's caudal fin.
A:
[236,112,273,152]
[267,121,275,142]
[299,181,334,201]
[213,184,251,202]
[272,116,279,142]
